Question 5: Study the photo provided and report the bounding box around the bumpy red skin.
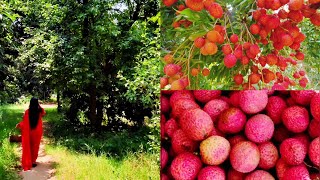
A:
[218,107,247,134]
[169,90,194,107]
[280,138,307,165]
[161,148,169,170]
[239,90,268,114]
[311,93,320,121]
[229,91,241,107]
[308,119,320,138]
[245,170,275,180]
[276,158,292,180]
[290,90,316,106]
[282,106,309,133]
[197,166,226,180]
[258,142,279,170]
[180,108,214,141]
[172,129,198,154]
[245,114,274,143]
[266,96,287,124]
[164,118,179,138]
[292,133,310,152]
[161,96,171,114]
[282,164,310,180]
[230,141,260,173]
[172,99,199,119]
[200,136,231,165]
[309,137,320,167]
[203,99,229,122]
[193,90,221,104]
[170,152,202,180]
[227,168,246,180]
[228,135,246,147]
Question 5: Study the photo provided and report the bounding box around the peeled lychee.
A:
[203,99,229,122]
[218,107,247,134]
[245,170,275,180]
[258,142,279,170]
[239,90,268,114]
[180,108,213,141]
[280,138,307,165]
[309,137,320,167]
[245,114,274,143]
[266,96,287,124]
[200,135,231,165]
[193,90,221,103]
[230,141,260,173]
[282,106,309,133]
[170,152,202,180]
[197,166,226,180]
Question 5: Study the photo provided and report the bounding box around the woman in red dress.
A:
[16,97,46,171]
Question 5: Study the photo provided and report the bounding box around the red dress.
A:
[18,108,45,171]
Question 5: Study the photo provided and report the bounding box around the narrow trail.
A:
[18,104,57,180]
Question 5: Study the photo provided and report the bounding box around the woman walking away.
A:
[16,97,46,171]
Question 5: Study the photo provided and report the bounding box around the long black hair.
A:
[29,97,42,129]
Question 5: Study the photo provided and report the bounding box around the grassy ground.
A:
[0,104,26,180]
[0,104,160,180]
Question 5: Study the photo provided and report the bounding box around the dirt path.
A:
[18,113,57,180]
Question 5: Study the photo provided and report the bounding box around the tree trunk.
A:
[57,89,62,112]
[96,97,103,129]
[88,83,97,126]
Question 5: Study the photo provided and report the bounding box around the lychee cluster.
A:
[161,90,320,179]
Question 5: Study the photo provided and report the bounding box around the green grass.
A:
[0,104,26,180]
[46,145,159,180]
[0,104,160,179]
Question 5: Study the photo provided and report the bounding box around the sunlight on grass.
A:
[46,145,160,180]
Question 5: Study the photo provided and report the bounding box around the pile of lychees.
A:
[161,90,320,179]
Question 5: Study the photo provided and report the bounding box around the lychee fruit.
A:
[161,96,171,114]
[280,138,307,165]
[239,90,268,114]
[194,37,206,48]
[245,170,275,180]
[309,137,320,167]
[288,0,304,11]
[218,107,247,134]
[200,135,231,165]
[208,3,223,18]
[245,114,274,143]
[230,141,260,173]
[290,90,316,106]
[164,118,179,138]
[203,99,229,122]
[170,152,202,180]
[172,99,200,119]
[282,106,309,133]
[258,142,279,170]
[169,90,194,106]
[227,168,246,180]
[193,90,221,103]
[266,96,287,124]
[198,166,226,180]
[308,119,320,139]
[311,93,320,121]
[161,148,169,169]
[228,134,246,148]
[282,164,310,180]
[172,129,198,154]
[180,108,214,141]
[185,0,204,11]
[276,158,292,179]
[229,91,241,107]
